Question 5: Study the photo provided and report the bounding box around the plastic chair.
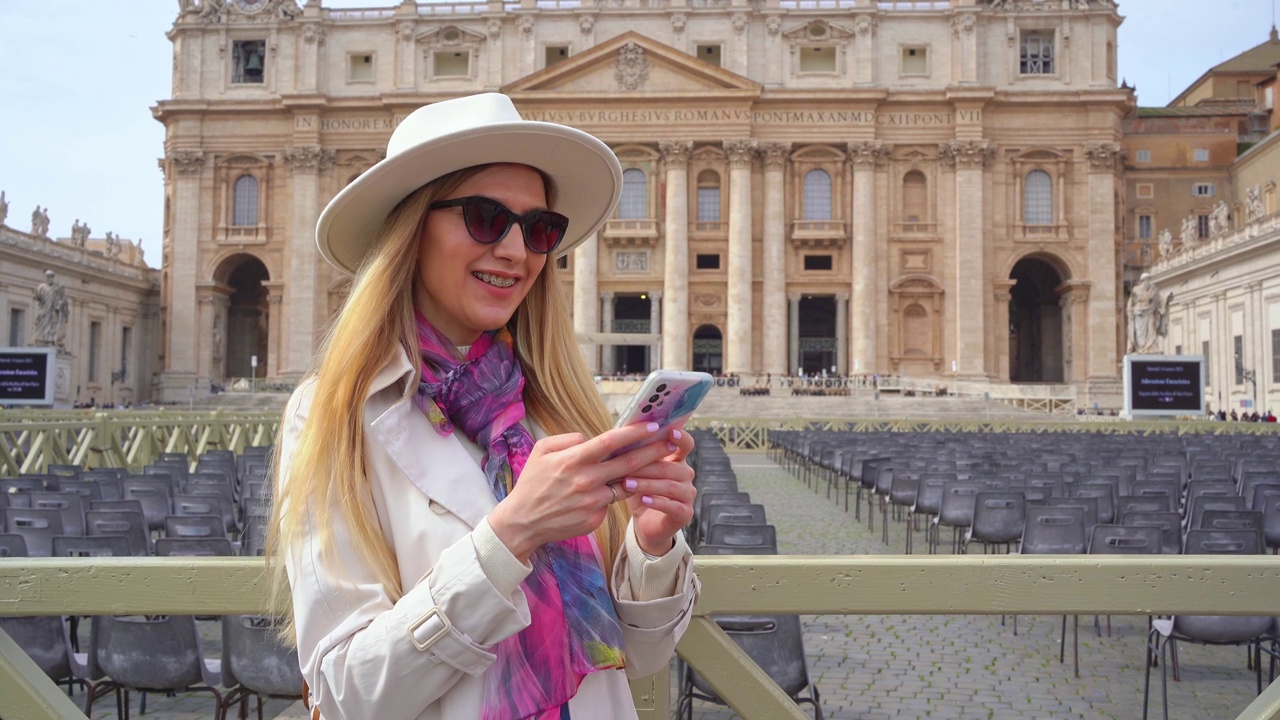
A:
[1143,529,1275,720]
[93,614,223,717]
[27,491,87,537]
[1117,495,1172,516]
[705,523,777,548]
[0,615,89,699]
[962,491,1026,554]
[52,535,132,558]
[84,510,150,556]
[703,503,766,531]
[165,514,228,539]
[2,477,53,494]
[696,492,751,544]
[0,533,27,557]
[932,480,986,554]
[1069,483,1116,525]
[121,477,172,534]
[1120,511,1183,556]
[1020,506,1088,674]
[3,506,65,557]
[155,537,235,557]
[1089,524,1162,555]
[217,616,304,720]
[240,517,268,557]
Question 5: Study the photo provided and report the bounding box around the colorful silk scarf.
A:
[411,312,626,720]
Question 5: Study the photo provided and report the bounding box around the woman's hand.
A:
[488,421,678,563]
[617,427,696,557]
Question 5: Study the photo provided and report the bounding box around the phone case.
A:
[613,370,714,430]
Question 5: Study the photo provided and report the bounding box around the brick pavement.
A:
[682,453,1266,720]
[57,452,1263,719]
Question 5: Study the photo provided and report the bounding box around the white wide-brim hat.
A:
[316,93,622,274]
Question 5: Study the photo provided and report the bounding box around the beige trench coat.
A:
[280,345,699,720]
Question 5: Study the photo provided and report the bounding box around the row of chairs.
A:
[676,432,822,720]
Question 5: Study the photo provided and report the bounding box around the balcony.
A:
[1015,222,1068,241]
[218,225,268,246]
[789,220,847,249]
[601,218,659,248]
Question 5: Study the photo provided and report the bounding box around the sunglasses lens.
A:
[526,213,567,254]
[464,198,511,244]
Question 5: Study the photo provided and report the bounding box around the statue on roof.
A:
[1209,201,1230,237]
[1180,215,1198,249]
[1246,185,1265,222]
[0,191,8,227]
[1157,228,1174,259]
[70,219,90,248]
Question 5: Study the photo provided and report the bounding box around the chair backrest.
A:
[172,493,220,518]
[222,615,304,698]
[165,514,228,539]
[0,616,73,682]
[1184,480,1237,510]
[121,477,174,533]
[968,491,1026,545]
[705,523,777,548]
[1258,493,1280,550]
[1117,494,1172,516]
[84,510,149,556]
[52,479,104,503]
[1239,474,1280,505]
[937,480,989,528]
[0,533,29,557]
[26,491,86,536]
[240,517,268,556]
[1068,483,1115,524]
[1088,524,1162,554]
[1197,510,1264,541]
[1183,528,1262,555]
[52,534,132,558]
[704,504,767,529]
[95,614,219,691]
[3,507,64,557]
[1043,496,1100,533]
[1186,495,1248,530]
[155,537,235,557]
[912,473,956,515]
[2,478,52,494]
[89,499,145,515]
[79,470,125,501]
[1021,506,1087,555]
[1246,482,1280,511]
[687,613,812,699]
[1118,511,1182,555]
[182,483,237,533]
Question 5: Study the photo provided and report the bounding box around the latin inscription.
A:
[293,116,408,131]
[520,109,981,126]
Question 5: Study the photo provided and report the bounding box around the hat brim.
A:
[316,121,621,274]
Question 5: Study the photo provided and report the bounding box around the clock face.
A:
[235,0,269,13]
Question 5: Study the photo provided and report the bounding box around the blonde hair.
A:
[266,165,627,642]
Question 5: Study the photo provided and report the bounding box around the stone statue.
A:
[1180,215,1197,249]
[105,231,119,258]
[1246,185,1265,222]
[1209,201,1230,237]
[0,191,8,227]
[30,206,50,237]
[1126,273,1172,355]
[70,219,90,248]
[1157,228,1174,259]
[32,270,69,350]
[197,0,226,22]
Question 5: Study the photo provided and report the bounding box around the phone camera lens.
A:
[656,384,668,392]
[664,390,672,397]
[649,394,660,403]
[642,404,652,413]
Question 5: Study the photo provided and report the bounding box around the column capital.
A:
[787,291,803,302]
[723,138,758,168]
[284,145,336,174]
[992,279,1016,303]
[939,139,995,169]
[758,141,790,169]
[836,291,850,302]
[601,290,615,300]
[1085,143,1125,173]
[649,290,663,302]
[169,150,205,176]
[1056,279,1092,305]
[847,141,891,169]
[659,140,694,169]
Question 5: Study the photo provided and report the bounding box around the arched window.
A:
[232,175,259,227]
[618,168,647,220]
[696,170,721,223]
[1024,170,1053,225]
[902,171,927,222]
[803,169,832,221]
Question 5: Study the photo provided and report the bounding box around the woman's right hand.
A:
[488,421,674,563]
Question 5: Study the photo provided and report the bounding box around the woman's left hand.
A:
[617,427,697,557]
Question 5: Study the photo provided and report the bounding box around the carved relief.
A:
[694,294,723,308]
[283,145,336,173]
[766,16,782,36]
[171,151,205,176]
[723,139,758,168]
[758,142,790,169]
[487,19,503,38]
[615,250,649,273]
[847,141,892,169]
[519,16,535,35]
[614,42,649,91]
[951,13,976,37]
[578,14,595,34]
[302,24,326,45]
[732,13,748,36]
[670,13,686,34]
[939,140,995,169]
[1084,143,1124,172]
[398,21,416,42]
[854,15,877,38]
[659,141,694,169]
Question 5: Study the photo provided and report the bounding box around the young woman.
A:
[267,93,699,720]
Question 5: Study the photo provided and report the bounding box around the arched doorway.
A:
[611,294,653,375]
[692,325,723,375]
[798,295,837,375]
[1009,257,1065,383]
[219,255,270,379]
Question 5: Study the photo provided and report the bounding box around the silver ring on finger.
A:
[609,484,619,505]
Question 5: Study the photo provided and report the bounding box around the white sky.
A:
[0,0,1275,269]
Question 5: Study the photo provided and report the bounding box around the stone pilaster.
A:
[760,142,789,375]
[724,138,757,374]
[160,150,204,400]
[788,292,801,375]
[992,280,1015,383]
[283,144,335,379]
[601,291,615,374]
[649,289,662,370]
[836,291,849,375]
[396,21,416,90]
[941,139,995,379]
[572,232,599,372]
[848,141,890,375]
[299,24,326,94]
[659,141,693,370]
[853,14,877,85]
[950,11,978,84]
[1085,143,1123,385]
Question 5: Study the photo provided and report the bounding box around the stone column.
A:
[283,145,335,380]
[941,140,995,379]
[788,292,801,375]
[161,150,204,400]
[992,280,1015,383]
[573,233,599,372]
[853,15,876,85]
[848,141,889,375]
[265,286,284,378]
[1058,282,1090,385]
[649,290,662,371]
[724,139,757,374]
[660,141,693,370]
[760,142,789,375]
[600,291,615,374]
[395,21,416,90]
[299,25,326,94]
[1084,144,1122,385]
[950,12,978,84]
[836,292,849,375]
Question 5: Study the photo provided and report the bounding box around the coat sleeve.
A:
[280,383,534,720]
[609,521,700,678]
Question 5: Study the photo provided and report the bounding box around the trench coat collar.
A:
[365,343,496,529]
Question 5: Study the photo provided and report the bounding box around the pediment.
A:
[782,19,855,43]
[792,144,845,162]
[504,31,762,96]
[692,145,726,163]
[416,25,486,46]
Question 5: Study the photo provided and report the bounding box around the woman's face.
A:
[414,164,549,346]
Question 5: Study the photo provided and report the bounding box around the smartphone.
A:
[607,370,713,458]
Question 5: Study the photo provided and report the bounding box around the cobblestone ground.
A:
[681,453,1267,720]
[58,452,1264,719]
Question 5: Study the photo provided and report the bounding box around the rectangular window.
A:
[695,254,721,270]
[1273,328,1280,383]
[434,51,470,77]
[1175,344,1183,356]
[1203,340,1211,385]
[1020,31,1054,75]
[1135,149,1151,163]
[8,308,24,346]
[121,326,131,378]
[555,255,568,270]
[232,40,266,84]
[799,46,837,73]
[901,46,928,76]
[696,187,721,223]
[545,45,569,69]
[696,44,722,68]
[1138,215,1153,239]
[1194,148,1210,163]
[1198,215,1211,239]
[1193,183,1215,197]
[347,53,374,83]
[1136,183,1155,199]
[89,322,102,383]
[1234,334,1244,385]
[804,255,834,271]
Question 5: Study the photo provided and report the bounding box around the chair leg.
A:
[1073,615,1080,679]
[1160,634,1171,720]
[1142,628,1156,720]
[1060,615,1067,664]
